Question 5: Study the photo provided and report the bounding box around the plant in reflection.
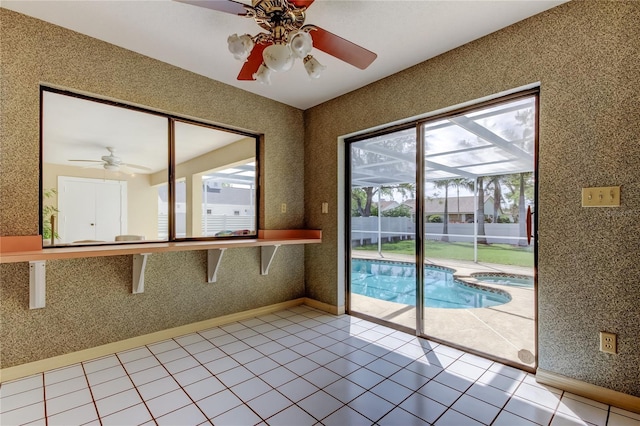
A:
[42,188,60,242]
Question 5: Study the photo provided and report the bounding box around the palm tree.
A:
[487,175,506,222]
[434,179,453,242]
[451,178,474,222]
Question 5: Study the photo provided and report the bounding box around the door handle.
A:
[526,205,532,245]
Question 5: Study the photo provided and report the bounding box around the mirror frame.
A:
[39,86,261,247]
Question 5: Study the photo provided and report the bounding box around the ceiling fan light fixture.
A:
[303,55,325,79]
[289,30,313,59]
[227,33,255,62]
[263,43,294,72]
[181,0,377,82]
[104,163,119,171]
[253,63,272,84]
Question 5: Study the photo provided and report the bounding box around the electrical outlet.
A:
[280,203,286,213]
[321,202,328,214]
[599,331,617,354]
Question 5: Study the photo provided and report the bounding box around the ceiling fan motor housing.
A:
[101,147,122,165]
[252,0,306,35]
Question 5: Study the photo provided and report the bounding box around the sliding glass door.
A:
[348,127,417,330]
[347,90,538,370]
[419,93,537,369]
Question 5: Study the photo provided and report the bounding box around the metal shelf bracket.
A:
[132,253,151,294]
[29,260,46,309]
[207,248,226,283]
[261,245,281,275]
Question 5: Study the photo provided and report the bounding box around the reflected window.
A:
[173,121,256,239]
[41,87,259,247]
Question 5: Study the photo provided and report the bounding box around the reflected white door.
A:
[58,177,127,243]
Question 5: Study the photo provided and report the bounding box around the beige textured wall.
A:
[304,1,640,397]
[0,9,305,367]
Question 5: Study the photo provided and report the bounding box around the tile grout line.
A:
[79,362,102,426]
[243,309,400,423]
[113,351,158,425]
[42,372,48,426]
[141,339,212,424]
[212,320,312,423]
[180,337,267,424]
[235,311,355,423]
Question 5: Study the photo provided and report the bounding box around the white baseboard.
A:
[1,298,310,383]
[536,368,640,414]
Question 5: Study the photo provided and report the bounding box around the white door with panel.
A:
[58,177,127,243]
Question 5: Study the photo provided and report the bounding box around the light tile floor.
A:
[1,305,638,426]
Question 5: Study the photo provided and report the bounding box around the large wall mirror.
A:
[41,87,259,247]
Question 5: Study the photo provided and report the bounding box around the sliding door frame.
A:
[345,88,540,371]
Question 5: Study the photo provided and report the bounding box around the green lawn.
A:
[356,239,534,267]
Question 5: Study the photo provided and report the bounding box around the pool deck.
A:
[350,250,536,368]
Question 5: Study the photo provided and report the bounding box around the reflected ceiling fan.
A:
[175,0,377,83]
[69,147,151,172]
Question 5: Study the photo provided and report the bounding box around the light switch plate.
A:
[581,186,621,207]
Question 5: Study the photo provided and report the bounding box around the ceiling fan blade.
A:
[122,163,152,171]
[174,0,250,16]
[237,42,270,80]
[69,159,102,163]
[309,26,377,70]
[290,0,315,8]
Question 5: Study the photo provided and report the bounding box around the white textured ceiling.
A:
[2,0,567,110]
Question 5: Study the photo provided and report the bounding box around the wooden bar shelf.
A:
[0,230,321,309]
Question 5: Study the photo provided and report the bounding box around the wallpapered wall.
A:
[0,9,305,368]
[304,1,640,397]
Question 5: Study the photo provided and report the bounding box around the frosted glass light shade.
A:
[263,43,294,72]
[227,34,254,62]
[289,31,313,58]
[303,55,325,79]
[253,63,272,84]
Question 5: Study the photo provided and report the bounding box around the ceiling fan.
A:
[69,147,151,172]
[175,0,377,84]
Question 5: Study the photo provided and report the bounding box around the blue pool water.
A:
[351,260,511,309]
[473,274,534,288]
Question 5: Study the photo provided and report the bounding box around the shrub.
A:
[427,215,442,223]
[382,205,412,218]
[496,215,511,223]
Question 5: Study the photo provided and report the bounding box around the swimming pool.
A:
[472,273,534,288]
[351,259,511,309]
